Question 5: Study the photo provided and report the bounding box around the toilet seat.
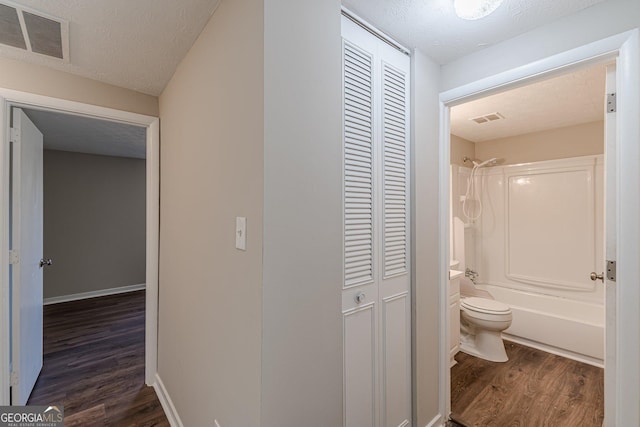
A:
[461,297,510,314]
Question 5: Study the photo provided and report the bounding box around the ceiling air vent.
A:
[470,112,504,124]
[0,1,68,61]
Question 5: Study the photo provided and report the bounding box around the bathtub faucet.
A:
[465,268,478,284]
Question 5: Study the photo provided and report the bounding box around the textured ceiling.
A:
[0,0,220,96]
[342,0,609,64]
[450,63,606,142]
[0,0,612,97]
[24,108,146,159]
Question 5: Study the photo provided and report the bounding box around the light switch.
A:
[235,217,246,251]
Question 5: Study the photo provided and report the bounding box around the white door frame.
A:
[437,29,640,424]
[0,88,160,405]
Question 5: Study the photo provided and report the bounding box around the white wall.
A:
[441,0,640,92]
[262,0,343,425]
[412,48,443,427]
[157,0,263,425]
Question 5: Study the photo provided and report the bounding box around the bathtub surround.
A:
[473,155,604,302]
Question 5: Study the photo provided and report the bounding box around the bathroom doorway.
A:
[445,61,610,425]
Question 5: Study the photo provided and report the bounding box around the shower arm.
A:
[462,157,497,167]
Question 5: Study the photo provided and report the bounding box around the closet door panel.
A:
[344,40,375,289]
[378,44,411,427]
[382,293,411,427]
[381,62,409,280]
[344,304,377,427]
[342,19,380,427]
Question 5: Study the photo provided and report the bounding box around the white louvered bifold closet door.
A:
[341,14,411,427]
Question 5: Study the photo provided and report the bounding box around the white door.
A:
[342,22,379,427]
[377,41,411,427]
[10,108,44,405]
[342,15,411,427]
[603,64,616,427]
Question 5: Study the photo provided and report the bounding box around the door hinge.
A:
[9,250,19,265]
[10,371,18,387]
[9,127,19,143]
[606,260,616,282]
[607,93,617,113]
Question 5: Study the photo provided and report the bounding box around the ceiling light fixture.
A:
[453,0,504,20]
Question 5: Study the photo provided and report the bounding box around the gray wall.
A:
[157,0,343,424]
[157,0,264,425]
[43,149,146,299]
[262,0,343,425]
[412,48,443,426]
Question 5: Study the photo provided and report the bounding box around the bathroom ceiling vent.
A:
[0,1,69,61]
[470,112,505,124]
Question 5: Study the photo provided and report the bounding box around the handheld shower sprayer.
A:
[473,157,497,168]
[462,157,498,221]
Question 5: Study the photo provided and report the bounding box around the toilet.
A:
[459,283,512,362]
[452,218,512,362]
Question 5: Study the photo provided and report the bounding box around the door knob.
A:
[39,258,52,268]
[590,272,604,283]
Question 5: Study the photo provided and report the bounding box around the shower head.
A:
[473,157,497,168]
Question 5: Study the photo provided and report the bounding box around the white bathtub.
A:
[478,284,605,367]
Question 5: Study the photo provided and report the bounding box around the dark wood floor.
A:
[27,291,169,426]
[451,341,604,427]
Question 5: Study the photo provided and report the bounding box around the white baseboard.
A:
[153,373,184,427]
[426,413,444,427]
[43,283,146,305]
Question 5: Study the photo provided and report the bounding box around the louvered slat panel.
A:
[382,63,408,278]
[344,41,374,287]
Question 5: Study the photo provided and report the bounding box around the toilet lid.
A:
[461,297,510,314]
